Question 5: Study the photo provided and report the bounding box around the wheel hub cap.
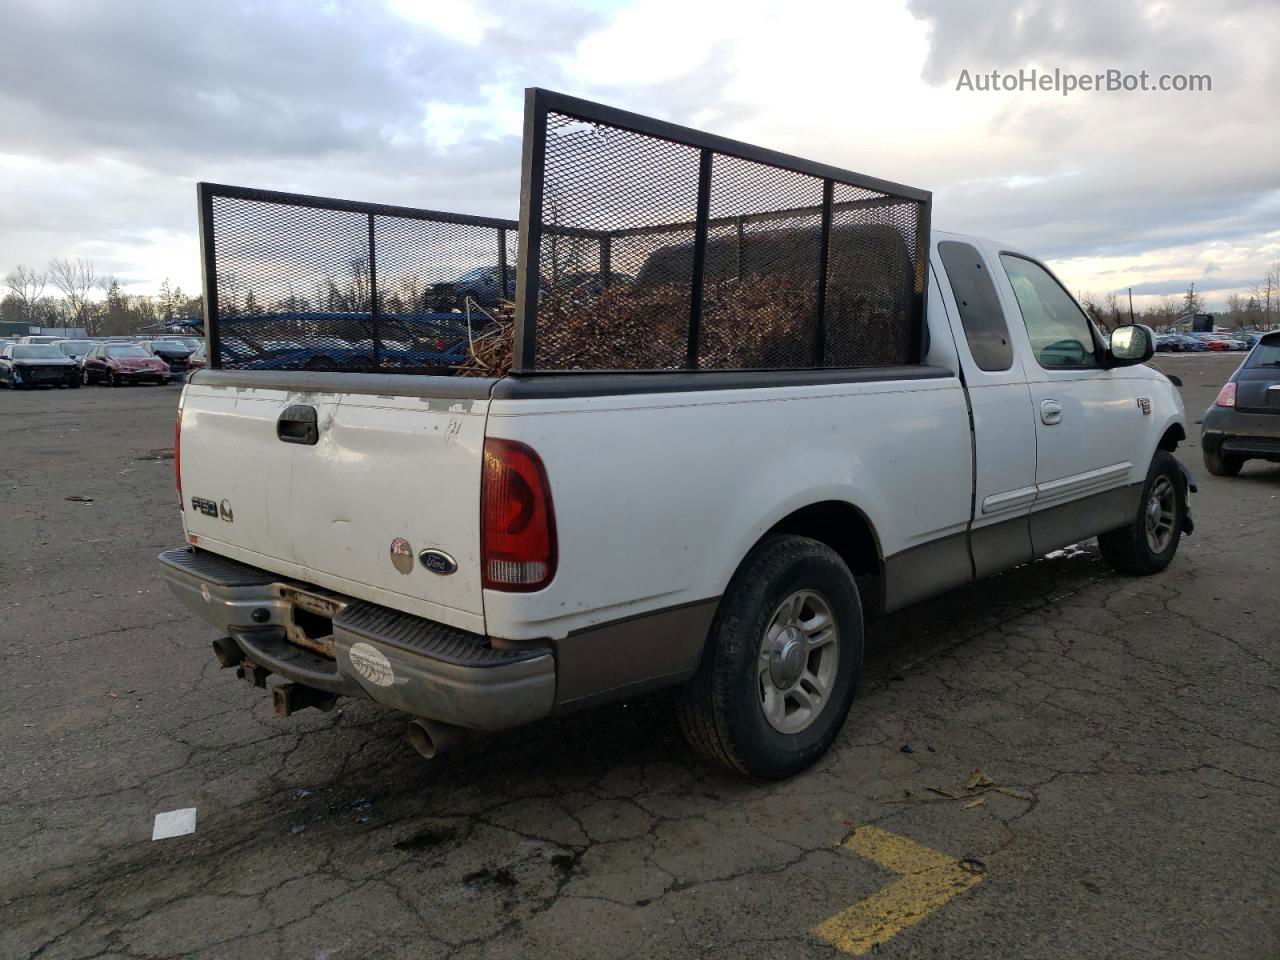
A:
[769,627,806,689]
[757,589,841,736]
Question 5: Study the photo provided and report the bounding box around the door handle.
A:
[1040,399,1063,425]
[277,404,319,445]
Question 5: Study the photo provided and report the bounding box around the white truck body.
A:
[164,231,1190,737]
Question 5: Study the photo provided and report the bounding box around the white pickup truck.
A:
[160,92,1193,779]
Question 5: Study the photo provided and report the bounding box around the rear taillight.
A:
[174,412,183,509]
[1215,382,1237,408]
[481,438,556,591]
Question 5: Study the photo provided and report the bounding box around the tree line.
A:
[1080,262,1280,332]
[2,259,203,337]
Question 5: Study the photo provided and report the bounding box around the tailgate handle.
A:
[277,405,319,445]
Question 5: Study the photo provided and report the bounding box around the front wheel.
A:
[1203,448,1243,477]
[1097,450,1186,575]
[676,535,863,780]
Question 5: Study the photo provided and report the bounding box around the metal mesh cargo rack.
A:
[512,89,931,373]
[197,89,930,376]
[197,183,518,372]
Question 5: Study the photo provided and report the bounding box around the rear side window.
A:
[1247,337,1280,367]
[1000,254,1098,369]
[938,241,1013,371]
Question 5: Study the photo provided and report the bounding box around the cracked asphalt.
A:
[2,353,1277,960]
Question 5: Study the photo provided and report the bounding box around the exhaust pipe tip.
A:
[211,636,244,669]
[406,718,478,760]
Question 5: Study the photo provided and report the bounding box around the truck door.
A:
[997,253,1143,554]
[934,239,1037,577]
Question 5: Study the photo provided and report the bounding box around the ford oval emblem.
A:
[418,549,457,575]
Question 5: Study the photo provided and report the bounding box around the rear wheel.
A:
[676,535,863,780]
[1098,451,1185,575]
[1203,448,1243,477]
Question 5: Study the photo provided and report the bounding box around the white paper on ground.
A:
[152,807,198,840]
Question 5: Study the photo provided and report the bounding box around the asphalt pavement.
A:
[2,354,1277,959]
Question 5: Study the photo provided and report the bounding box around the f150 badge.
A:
[1137,397,1152,415]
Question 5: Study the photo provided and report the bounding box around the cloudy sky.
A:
[1,0,1277,309]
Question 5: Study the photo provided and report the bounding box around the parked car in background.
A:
[81,343,170,386]
[156,335,204,351]
[446,265,518,309]
[1,342,81,388]
[19,335,65,345]
[186,343,208,371]
[1194,334,1234,352]
[1201,331,1280,476]
[140,339,194,379]
[56,339,98,367]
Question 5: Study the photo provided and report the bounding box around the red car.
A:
[1200,337,1233,352]
[81,343,171,386]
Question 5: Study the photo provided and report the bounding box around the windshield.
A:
[59,341,95,356]
[106,345,149,358]
[1246,337,1280,367]
[13,344,65,359]
[149,342,190,353]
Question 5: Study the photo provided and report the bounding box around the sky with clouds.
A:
[0,0,1276,310]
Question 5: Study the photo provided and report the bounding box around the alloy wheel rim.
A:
[1145,475,1177,553]
[757,589,839,735]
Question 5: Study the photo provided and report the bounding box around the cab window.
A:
[938,241,1013,371]
[1000,254,1098,369]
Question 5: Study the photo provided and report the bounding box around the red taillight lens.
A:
[435,338,446,351]
[1215,382,1236,408]
[481,438,556,591]
[174,412,183,510]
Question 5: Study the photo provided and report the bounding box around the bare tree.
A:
[4,265,48,324]
[48,257,98,331]
[1251,262,1279,330]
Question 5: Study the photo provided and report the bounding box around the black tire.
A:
[68,376,80,389]
[1097,450,1186,576]
[1203,447,1243,477]
[676,535,863,780]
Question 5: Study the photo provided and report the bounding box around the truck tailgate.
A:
[179,376,489,633]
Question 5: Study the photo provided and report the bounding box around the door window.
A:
[1001,254,1098,369]
[938,241,1013,371]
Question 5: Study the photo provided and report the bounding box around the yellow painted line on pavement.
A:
[812,826,982,956]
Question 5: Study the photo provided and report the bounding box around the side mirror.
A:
[1108,324,1155,366]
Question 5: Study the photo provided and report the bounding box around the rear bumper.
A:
[158,546,555,731]
[1201,407,1280,461]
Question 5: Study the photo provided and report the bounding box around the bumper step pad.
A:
[158,546,275,587]
[335,601,548,667]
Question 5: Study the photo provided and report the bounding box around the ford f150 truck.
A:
[160,90,1193,779]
